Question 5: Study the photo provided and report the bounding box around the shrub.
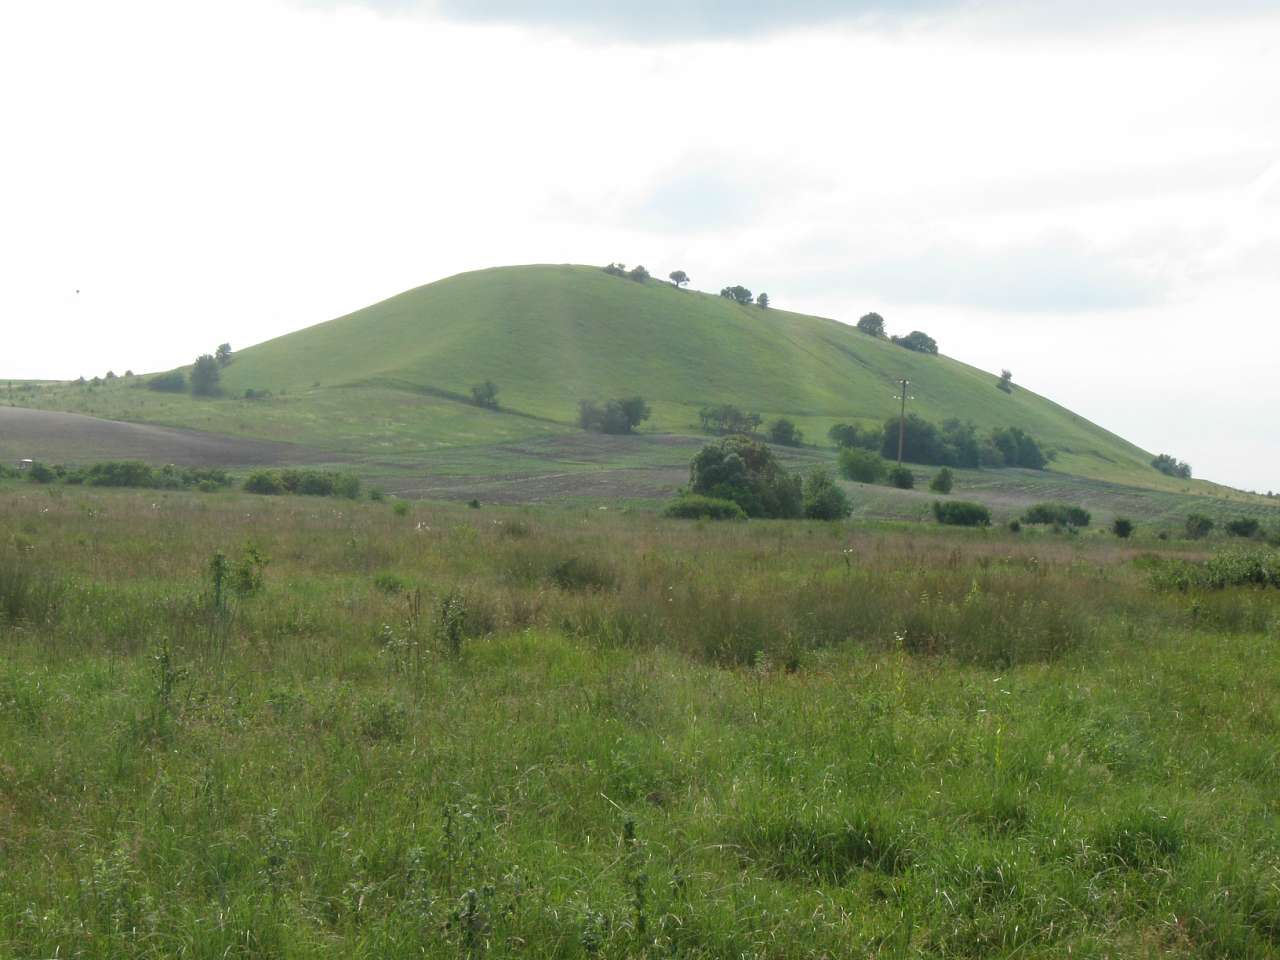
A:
[1023,503,1091,527]
[27,462,56,484]
[550,556,618,592]
[471,380,499,409]
[932,500,990,527]
[688,435,802,519]
[148,370,186,392]
[1225,518,1260,538]
[663,495,747,521]
[719,285,753,304]
[890,330,938,354]
[887,466,914,489]
[699,404,762,436]
[839,448,886,484]
[1185,514,1215,539]
[1152,453,1192,479]
[767,418,803,447]
[579,397,650,434]
[929,467,954,494]
[1112,517,1134,539]
[856,312,885,336]
[990,426,1048,470]
[803,469,852,521]
[828,423,881,450]
[244,471,285,495]
[392,500,410,517]
[1008,519,1022,533]
[628,265,650,282]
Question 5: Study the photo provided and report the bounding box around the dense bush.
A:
[688,435,802,519]
[1023,503,1091,527]
[26,461,229,491]
[803,469,852,520]
[627,265,650,282]
[1185,514,1215,539]
[1225,518,1261,538]
[932,500,991,527]
[27,462,57,484]
[828,423,882,451]
[767,418,803,447]
[890,330,938,354]
[148,370,187,392]
[1152,453,1192,479]
[839,448,887,484]
[856,312,885,336]
[663,494,747,521]
[471,380,499,409]
[1150,548,1280,591]
[1113,518,1134,539]
[990,426,1049,470]
[929,467,953,494]
[578,397,650,435]
[719,285,753,304]
[699,404,762,436]
[243,469,360,499]
[887,466,915,489]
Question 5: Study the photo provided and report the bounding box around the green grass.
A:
[3,264,1244,498]
[5,485,1280,956]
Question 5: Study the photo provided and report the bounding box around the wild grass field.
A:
[4,481,1280,958]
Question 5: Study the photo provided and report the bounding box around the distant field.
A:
[4,485,1280,957]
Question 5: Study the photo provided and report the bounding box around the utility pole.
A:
[893,378,913,465]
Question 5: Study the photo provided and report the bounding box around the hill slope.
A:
[1,264,1229,494]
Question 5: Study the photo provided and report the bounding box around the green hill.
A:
[3,264,1241,497]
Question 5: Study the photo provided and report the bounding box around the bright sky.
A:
[2,1,1278,490]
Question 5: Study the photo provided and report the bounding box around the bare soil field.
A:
[0,407,328,467]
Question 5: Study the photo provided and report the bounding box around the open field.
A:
[4,483,1280,957]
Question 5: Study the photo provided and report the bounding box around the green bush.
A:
[688,436,802,519]
[1225,518,1260,538]
[839,448,886,484]
[931,500,990,527]
[244,471,285,495]
[929,467,953,494]
[147,370,186,392]
[1112,518,1134,539]
[1023,503,1091,527]
[887,466,914,490]
[803,470,852,521]
[27,462,56,484]
[664,495,747,521]
[1185,514,1215,539]
[767,418,804,447]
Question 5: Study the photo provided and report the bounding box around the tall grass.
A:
[3,486,1280,957]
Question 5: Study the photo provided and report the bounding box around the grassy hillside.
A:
[2,264,1248,497]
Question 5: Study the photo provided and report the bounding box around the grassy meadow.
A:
[4,481,1280,957]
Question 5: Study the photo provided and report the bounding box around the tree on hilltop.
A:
[216,343,233,366]
[669,270,689,288]
[856,312,885,337]
[720,285,753,305]
[757,292,770,309]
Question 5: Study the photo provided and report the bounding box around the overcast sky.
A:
[2,0,1278,490]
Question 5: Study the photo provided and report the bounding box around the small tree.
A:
[803,469,852,520]
[756,292,769,309]
[890,330,939,354]
[766,418,802,447]
[216,343,233,367]
[105,370,117,380]
[1225,518,1260,538]
[828,423,882,451]
[929,467,954,494]
[856,312,885,337]
[1152,454,1192,480]
[669,270,689,288]
[688,435,802,519]
[471,380,499,409]
[190,354,221,396]
[997,370,1013,393]
[628,265,650,282]
[579,396,650,434]
[1185,514,1214,539]
[839,448,887,484]
[719,285,753,305]
[887,465,915,489]
[1112,517,1134,538]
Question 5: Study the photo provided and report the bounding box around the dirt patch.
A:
[0,407,330,467]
